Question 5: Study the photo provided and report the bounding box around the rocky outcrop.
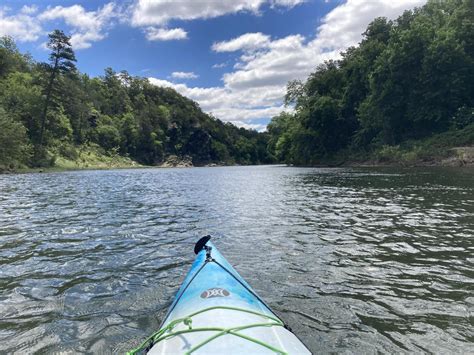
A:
[441,147,474,167]
[159,155,193,168]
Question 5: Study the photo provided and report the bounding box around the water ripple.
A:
[0,166,473,353]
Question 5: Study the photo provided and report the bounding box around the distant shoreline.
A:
[2,150,473,175]
[347,147,474,168]
[0,158,246,175]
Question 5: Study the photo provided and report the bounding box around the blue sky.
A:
[1,0,425,130]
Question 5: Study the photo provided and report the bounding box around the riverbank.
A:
[0,145,237,174]
[312,124,474,168]
[0,144,143,174]
[2,124,473,174]
[346,146,474,168]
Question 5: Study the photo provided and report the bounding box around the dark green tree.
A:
[37,30,76,152]
[0,33,273,169]
[268,0,474,165]
[0,108,30,167]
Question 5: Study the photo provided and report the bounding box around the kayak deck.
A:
[129,238,311,354]
[148,307,303,354]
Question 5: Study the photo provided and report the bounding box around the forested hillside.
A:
[0,32,273,170]
[268,0,474,165]
[2,0,473,171]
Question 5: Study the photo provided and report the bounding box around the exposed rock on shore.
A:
[441,147,474,167]
[159,155,193,168]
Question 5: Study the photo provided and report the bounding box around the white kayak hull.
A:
[129,237,311,354]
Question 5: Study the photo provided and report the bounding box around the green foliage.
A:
[0,36,30,77]
[0,108,30,167]
[37,30,77,156]
[58,142,79,161]
[95,124,121,150]
[46,29,76,73]
[0,31,273,169]
[372,123,474,165]
[375,145,403,163]
[211,141,230,162]
[46,106,73,142]
[268,0,474,165]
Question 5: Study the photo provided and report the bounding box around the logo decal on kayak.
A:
[201,288,230,298]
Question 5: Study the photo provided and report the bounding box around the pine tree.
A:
[37,30,76,153]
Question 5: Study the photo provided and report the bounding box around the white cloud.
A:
[212,62,228,69]
[222,0,426,91]
[0,3,117,49]
[212,32,271,52]
[130,0,306,27]
[222,34,318,90]
[145,27,188,41]
[132,0,260,27]
[0,7,42,42]
[39,3,116,49]
[20,5,39,15]
[147,77,289,126]
[171,71,198,79]
[130,0,305,42]
[313,0,426,51]
[149,0,426,129]
[235,122,268,132]
[1,0,426,130]
[271,0,306,8]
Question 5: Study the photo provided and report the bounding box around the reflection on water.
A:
[0,166,473,353]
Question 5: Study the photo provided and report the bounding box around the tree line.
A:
[2,0,473,170]
[267,0,473,165]
[0,31,274,169]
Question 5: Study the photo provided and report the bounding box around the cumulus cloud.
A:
[1,0,304,46]
[1,0,426,129]
[39,3,116,49]
[171,71,198,79]
[222,0,427,91]
[130,0,305,42]
[0,3,117,49]
[212,32,271,52]
[222,34,318,90]
[149,0,426,129]
[145,27,188,41]
[0,6,42,42]
[313,0,426,50]
[130,0,297,27]
[147,77,290,131]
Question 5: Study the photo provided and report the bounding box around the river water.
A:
[0,166,473,354]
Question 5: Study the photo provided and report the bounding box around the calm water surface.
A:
[0,166,473,354]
